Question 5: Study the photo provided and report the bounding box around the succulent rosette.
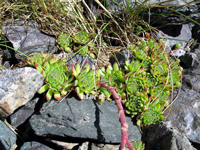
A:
[57,33,72,52]
[98,62,126,103]
[28,53,74,100]
[123,39,182,126]
[72,61,100,100]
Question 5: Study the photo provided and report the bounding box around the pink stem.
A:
[100,82,133,150]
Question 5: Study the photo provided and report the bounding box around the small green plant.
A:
[130,141,145,150]
[72,61,101,100]
[58,31,96,57]
[28,53,74,100]
[57,33,72,52]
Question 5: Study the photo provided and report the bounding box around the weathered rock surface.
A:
[58,52,94,69]
[0,67,44,118]
[8,97,40,127]
[164,68,200,144]
[30,97,142,143]
[20,141,54,150]
[144,122,196,150]
[0,120,17,150]
[156,23,193,53]
[2,19,57,60]
[78,141,129,150]
[110,49,132,69]
[147,3,200,25]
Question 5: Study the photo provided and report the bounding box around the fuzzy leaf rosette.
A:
[28,53,74,100]
[72,61,101,100]
[123,39,182,126]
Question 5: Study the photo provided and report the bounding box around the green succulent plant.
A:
[123,39,182,125]
[28,53,74,100]
[28,37,182,127]
[73,31,90,44]
[58,31,97,57]
[130,141,145,150]
[72,61,100,100]
[97,62,126,104]
[57,33,72,52]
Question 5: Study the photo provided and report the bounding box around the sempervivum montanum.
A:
[123,39,182,126]
[72,61,101,100]
[28,53,74,100]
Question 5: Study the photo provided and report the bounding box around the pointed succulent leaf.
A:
[54,92,61,100]
[37,84,49,94]
[46,89,53,101]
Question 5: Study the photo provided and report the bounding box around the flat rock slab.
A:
[0,67,44,118]
[30,97,141,143]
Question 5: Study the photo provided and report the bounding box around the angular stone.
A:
[58,52,93,69]
[110,49,132,69]
[30,97,142,143]
[156,24,193,53]
[0,67,44,118]
[0,120,17,150]
[9,97,40,127]
[164,69,200,144]
[2,19,57,60]
[20,141,53,150]
[144,122,196,150]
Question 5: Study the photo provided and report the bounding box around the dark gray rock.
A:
[156,23,193,53]
[146,3,200,25]
[0,67,44,118]
[0,120,17,150]
[20,141,53,150]
[164,68,200,144]
[110,49,132,69]
[58,52,94,69]
[9,97,40,128]
[180,52,199,68]
[2,19,57,60]
[144,122,196,150]
[30,97,141,143]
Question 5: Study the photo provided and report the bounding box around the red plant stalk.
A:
[100,82,133,150]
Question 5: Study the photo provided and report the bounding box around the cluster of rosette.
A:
[28,38,182,126]
[28,53,74,100]
[57,31,96,58]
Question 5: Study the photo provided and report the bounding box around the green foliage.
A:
[28,53,74,100]
[72,62,100,100]
[57,33,72,52]
[58,31,96,57]
[130,141,145,150]
[28,38,182,126]
[123,39,182,125]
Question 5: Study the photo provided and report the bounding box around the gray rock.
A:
[164,68,200,144]
[20,141,53,150]
[58,52,94,69]
[0,67,44,118]
[144,122,196,150]
[0,120,17,150]
[101,0,195,15]
[2,19,57,60]
[156,24,193,53]
[109,49,132,69]
[9,97,40,127]
[145,3,200,25]
[180,52,199,68]
[30,97,142,143]
[78,141,129,150]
